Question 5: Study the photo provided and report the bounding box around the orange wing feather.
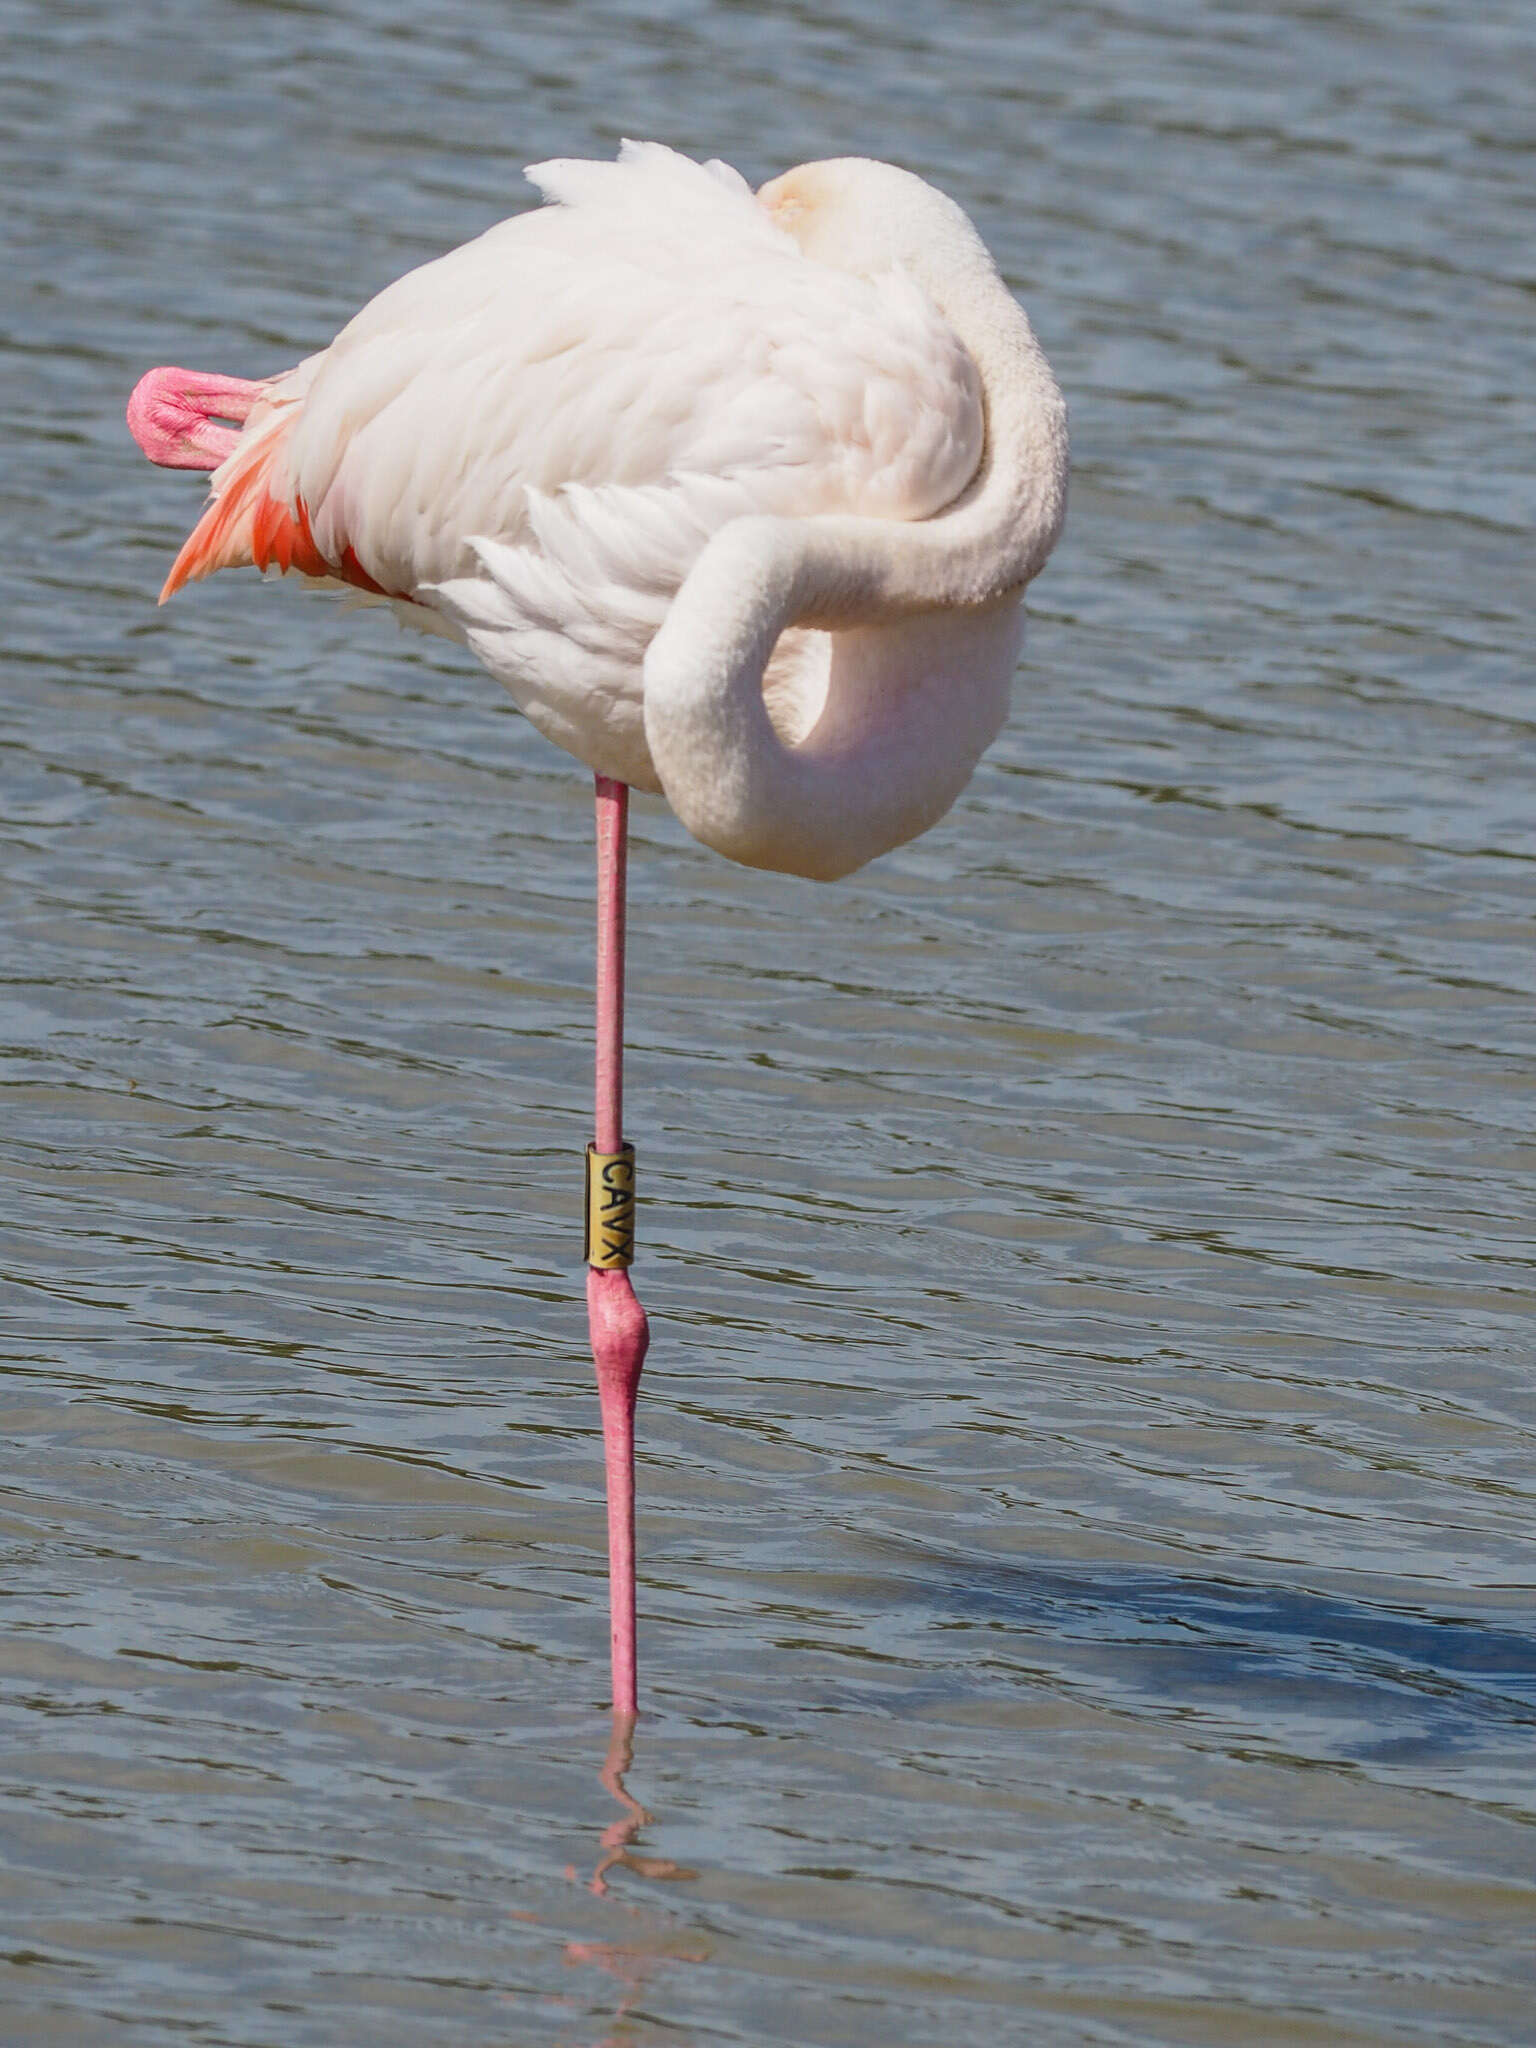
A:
[160,416,392,604]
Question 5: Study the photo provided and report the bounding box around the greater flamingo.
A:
[127,143,1068,1722]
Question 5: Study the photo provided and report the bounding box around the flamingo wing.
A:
[160,143,986,780]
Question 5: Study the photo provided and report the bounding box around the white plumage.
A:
[145,144,1067,877]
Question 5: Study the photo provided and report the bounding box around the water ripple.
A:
[3,0,1533,2042]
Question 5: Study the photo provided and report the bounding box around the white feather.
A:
[255,144,986,786]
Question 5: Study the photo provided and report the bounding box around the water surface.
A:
[2,1,1533,2042]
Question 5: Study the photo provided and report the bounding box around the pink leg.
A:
[127,366,263,471]
[586,775,650,1721]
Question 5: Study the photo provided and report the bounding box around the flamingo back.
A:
[156,143,991,789]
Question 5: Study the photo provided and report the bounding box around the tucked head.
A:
[758,158,991,284]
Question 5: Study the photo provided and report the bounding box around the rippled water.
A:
[3,1,1533,2041]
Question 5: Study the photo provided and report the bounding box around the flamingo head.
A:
[757,157,987,285]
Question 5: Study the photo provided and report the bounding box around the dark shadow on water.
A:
[903,1550,1536,1761]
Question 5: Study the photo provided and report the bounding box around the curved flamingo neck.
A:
[641,234,1067,881]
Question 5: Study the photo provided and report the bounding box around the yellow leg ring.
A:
[585,1143,636,1269]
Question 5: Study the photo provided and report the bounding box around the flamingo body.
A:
[128,144,1068,1715]
[134,144,1066,876]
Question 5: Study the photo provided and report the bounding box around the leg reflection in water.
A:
[567,1714,698,1898]
[556,1716,706,2045]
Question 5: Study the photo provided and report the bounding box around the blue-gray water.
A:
[2,1,1533,2042]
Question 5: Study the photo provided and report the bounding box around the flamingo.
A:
[126,142,1068,1724]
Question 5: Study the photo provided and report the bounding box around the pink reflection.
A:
[556,1710,706,2046]
[576,1710,695,1898]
